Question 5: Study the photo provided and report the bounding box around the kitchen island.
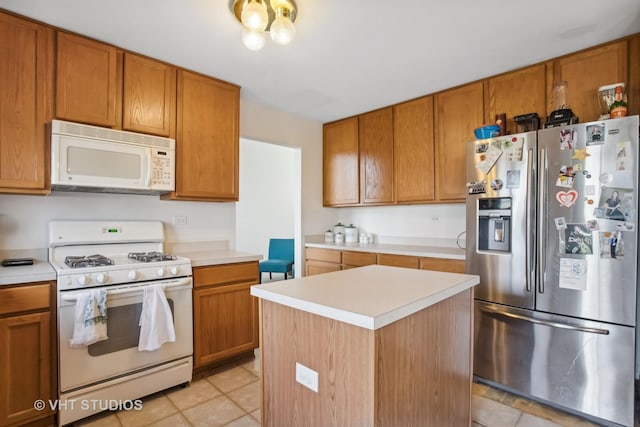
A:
[251,264,479,426]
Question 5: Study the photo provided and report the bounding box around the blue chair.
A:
[259,238,294,283]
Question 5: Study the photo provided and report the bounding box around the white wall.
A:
[0,191,235,250]
[236,138,296,259]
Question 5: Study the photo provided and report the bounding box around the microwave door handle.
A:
[144,148,152,187]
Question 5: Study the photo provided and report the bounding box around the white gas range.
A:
[49,221,193,426]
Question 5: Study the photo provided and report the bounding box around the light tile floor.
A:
[73,357,601,427]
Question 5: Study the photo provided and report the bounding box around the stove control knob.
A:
[77,275,90,286]
[128,270,138,280]
[156,268,166,277]
[96,273,108,284]
[170,266,179,276]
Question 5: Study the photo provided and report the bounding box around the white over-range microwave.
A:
[51,119,176,195]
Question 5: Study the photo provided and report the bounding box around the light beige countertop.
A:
[167,241,262,267]
[251,264,478,330]
[0,249,56,286]
[305,237,465,260]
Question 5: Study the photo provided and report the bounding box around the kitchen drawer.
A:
[419,257,465,274]
[0,283,51,316]
[306,260,341,276]
[194,262,259,288]
[377,253,420,269]
[342,251,377,267]
[306,247,341,264]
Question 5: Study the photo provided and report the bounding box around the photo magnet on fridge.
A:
[586,124,605,146]
[596,187,634,221]
[616,141,631,171]
[556,165,576,188]
[600,231,623,259]
[554,217,567,230]
[560,128,576,150]
[565,224,593,255]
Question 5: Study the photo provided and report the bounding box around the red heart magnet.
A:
[556,190,578,207]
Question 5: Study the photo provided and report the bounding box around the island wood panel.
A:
[0,13,53,194]
[485,64,547,134]
[323,117,360,206]
[420,257,465,273]
[376,253,420,269]
[259,289,474,426]
[393,96,435,203]
[434,82,484,202]
[552,41,627,123]
[375,288,473,426]
[56,32,118,127]
[122,53,176,137]
[260,301,376,427]
[359,107,394,204]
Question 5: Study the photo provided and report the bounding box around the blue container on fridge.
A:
[474,125,501,139]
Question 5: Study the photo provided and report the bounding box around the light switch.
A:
[295,362,318,392]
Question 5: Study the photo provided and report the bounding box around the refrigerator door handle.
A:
[525,147,534,292]
[480,306,610,335]
[538,148,547,294]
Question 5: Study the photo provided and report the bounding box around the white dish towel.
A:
[138,284,176,351]
[69,289,108,348]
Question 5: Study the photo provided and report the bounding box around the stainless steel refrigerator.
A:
[466,115,639,427]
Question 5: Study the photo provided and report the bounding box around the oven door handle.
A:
[61,278,192,301]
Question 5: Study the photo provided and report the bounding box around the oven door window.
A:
[87,300,174,357]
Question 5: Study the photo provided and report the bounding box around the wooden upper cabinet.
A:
[359,107,394,204]
[122,53,176,137]
[393,96,435,203]
[485,64,546,133]
[0,13,53,194]
[552,40,627,123]
[435,82,484,201]
[323,117,360,206]
[56,32,118,127]
[169,70,239,201]
[629,34,640,116]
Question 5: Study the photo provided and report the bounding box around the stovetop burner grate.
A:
[65,254,115,268]
[128,251,177,263]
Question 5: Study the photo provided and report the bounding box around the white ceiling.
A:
[1,0,639,123]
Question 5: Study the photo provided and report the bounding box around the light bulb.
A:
[242,28,266,51]
[270,9,296,45]
[241,0,268,31]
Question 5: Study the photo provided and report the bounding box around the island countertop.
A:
[251,264,479,330]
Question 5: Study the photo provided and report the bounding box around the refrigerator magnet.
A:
[586,124,605,146]
[559,258,588,291]
[599,173,613,184]
[556,165,576,188]
[586,219,599,230]
[596,187,633,221]
[506,170,520,188]
[560,128,576,150]
[616,222,635,232]
[475,144,502,174]
[565,224,593,255]
[585,184,596,196]
[556,190,578,208]
[501,136,524,161]
[572,148,591,161]
[554,217,567,230]
[600,232,623,259]
[615,141,631,171]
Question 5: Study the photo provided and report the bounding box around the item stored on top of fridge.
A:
[545,81,578,128]
[514,113,540,133]
[474,124,501,139]
[495,113,507,136]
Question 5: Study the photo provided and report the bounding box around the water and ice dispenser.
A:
[477,197,511,253]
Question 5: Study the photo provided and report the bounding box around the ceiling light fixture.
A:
[231,0,297,51]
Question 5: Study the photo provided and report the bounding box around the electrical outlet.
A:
[295,362,318,392]
[432,216,440,222]
[173,215,187,225]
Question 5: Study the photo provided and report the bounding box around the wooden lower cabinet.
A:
[193,262,259,369]
[305,247,464,275]
[0,282,55,427]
